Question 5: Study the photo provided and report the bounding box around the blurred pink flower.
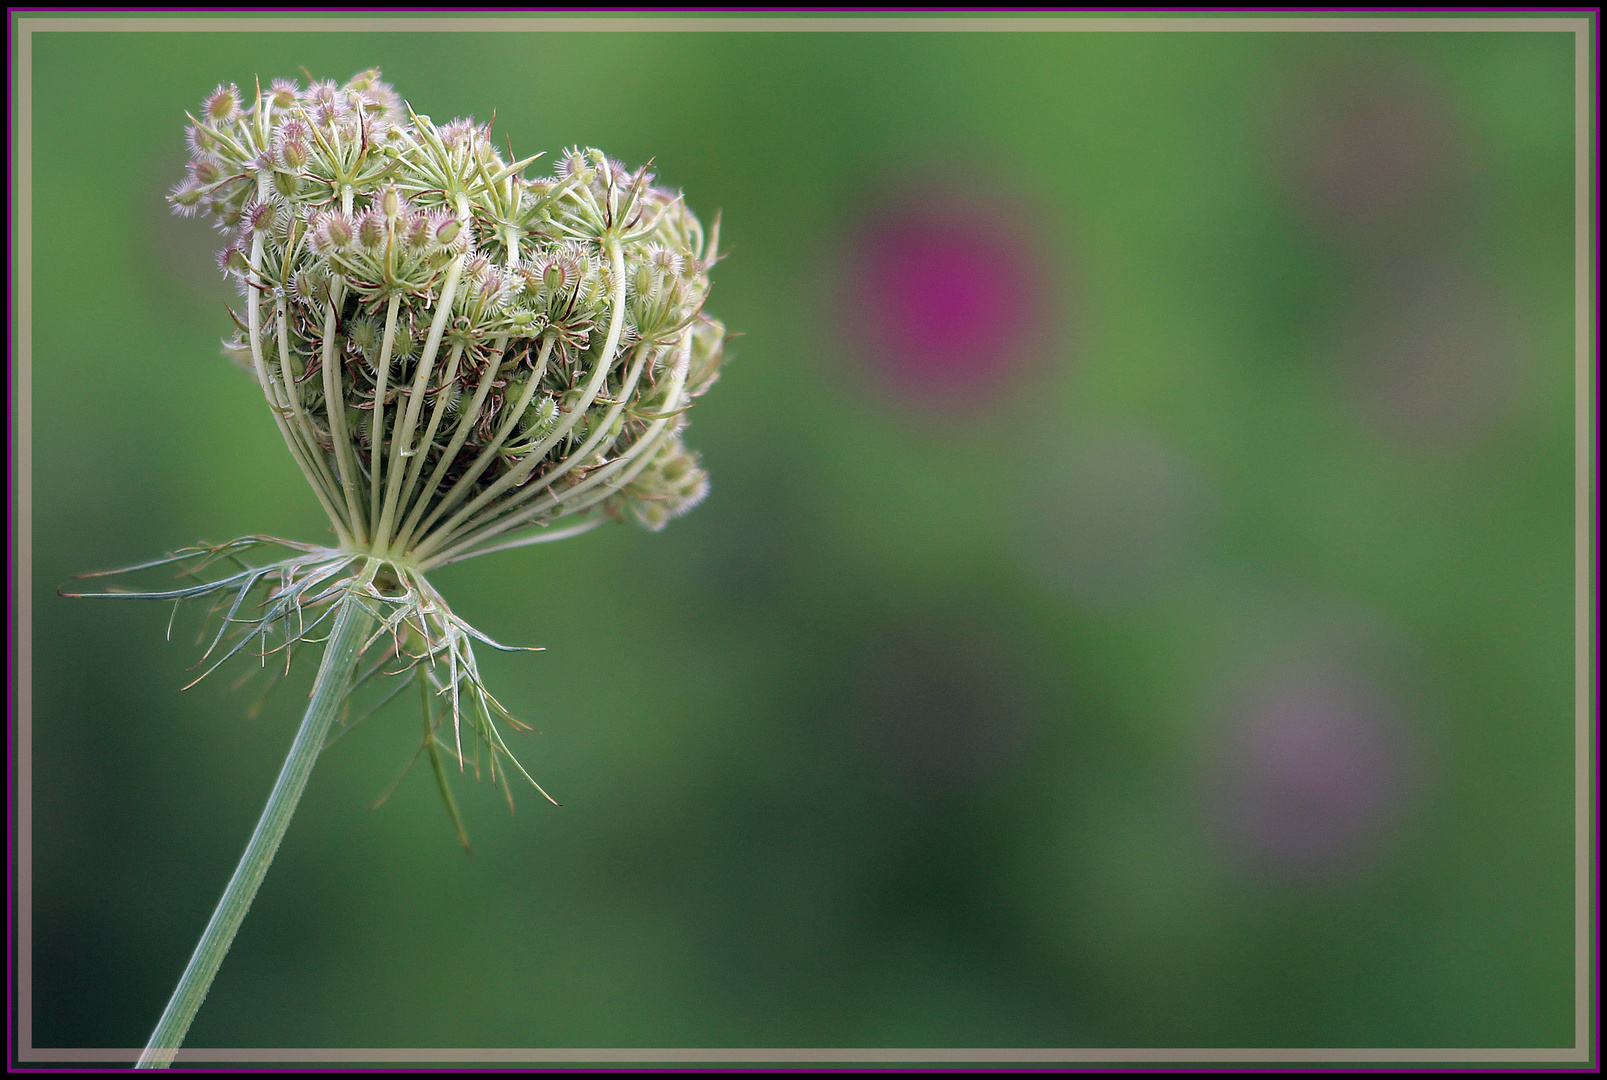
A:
[839,188,1051,402]
[1203,661,1419,879]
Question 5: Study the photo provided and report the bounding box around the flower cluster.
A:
[175,71,727,568]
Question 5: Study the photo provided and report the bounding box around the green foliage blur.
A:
[27,20,1578,1053]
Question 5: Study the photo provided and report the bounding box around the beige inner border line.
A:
[12,11,1596,1068]
[1572,14,1598,1064]
[8,15,1591,32]
[15,10,36,1069]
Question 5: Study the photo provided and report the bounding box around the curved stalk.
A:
[368,293,404,532]
[135,575,377,1069]
[424,351,689,568]
[426,514,606,568]
[430,331,689,561]
[406,336,552,550]
[376,252,466,551]
[411,240,627,561]
[393,340,508,555]
[392,341,464,537]
[244,172,353,548]
[402,220,527,550]
[436,339,656,548]
[318,278,368,545]
[274,299,347,523]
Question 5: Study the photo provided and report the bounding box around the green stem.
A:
[135,582,377,1069]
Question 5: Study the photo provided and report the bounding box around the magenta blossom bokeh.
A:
[838,187,1053,403]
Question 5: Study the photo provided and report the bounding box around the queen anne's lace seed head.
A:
[64,69,735,902]
[173,69,729,569]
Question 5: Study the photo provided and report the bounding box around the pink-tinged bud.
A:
[304,79,337,105]
[169,179,205,216]
[204,83,242,123]
[400,210,431,250]
[632,261,657,299]
[217,244,249,276]
[473,266,513,311]
[312,210,355,254]
[190,158,223,185]
[355,208,386,250]
[278,117,311,144]
[269,78,300,109]
[275,138,310,172]
[648,245,684,277]
[542,256,573,294]
[290,268,330,306]
[325,212,356,250]
[439,118,476,151]
[344,69,400,115]
[557,148,588,179]
[186,124,220,158]
[217,197,248,232]
[244,200,276,235]
[430,211,463,250]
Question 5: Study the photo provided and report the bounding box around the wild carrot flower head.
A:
[176,69,728,567]
[119,71,734,824]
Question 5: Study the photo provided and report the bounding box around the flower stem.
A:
[135,585,376,1069]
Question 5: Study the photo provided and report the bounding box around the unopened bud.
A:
[269,78,300,109]
[312,210,355,254]
[244,200,276,235]
[203,83,242,124]
[355,209,386,250]
[169,180,205,215]
[275,138,309,172]
[217,244,249,276]
[433,214,462,248]
[190,158,223,185]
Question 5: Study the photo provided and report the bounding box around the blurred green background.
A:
[25,20,1579,1054]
